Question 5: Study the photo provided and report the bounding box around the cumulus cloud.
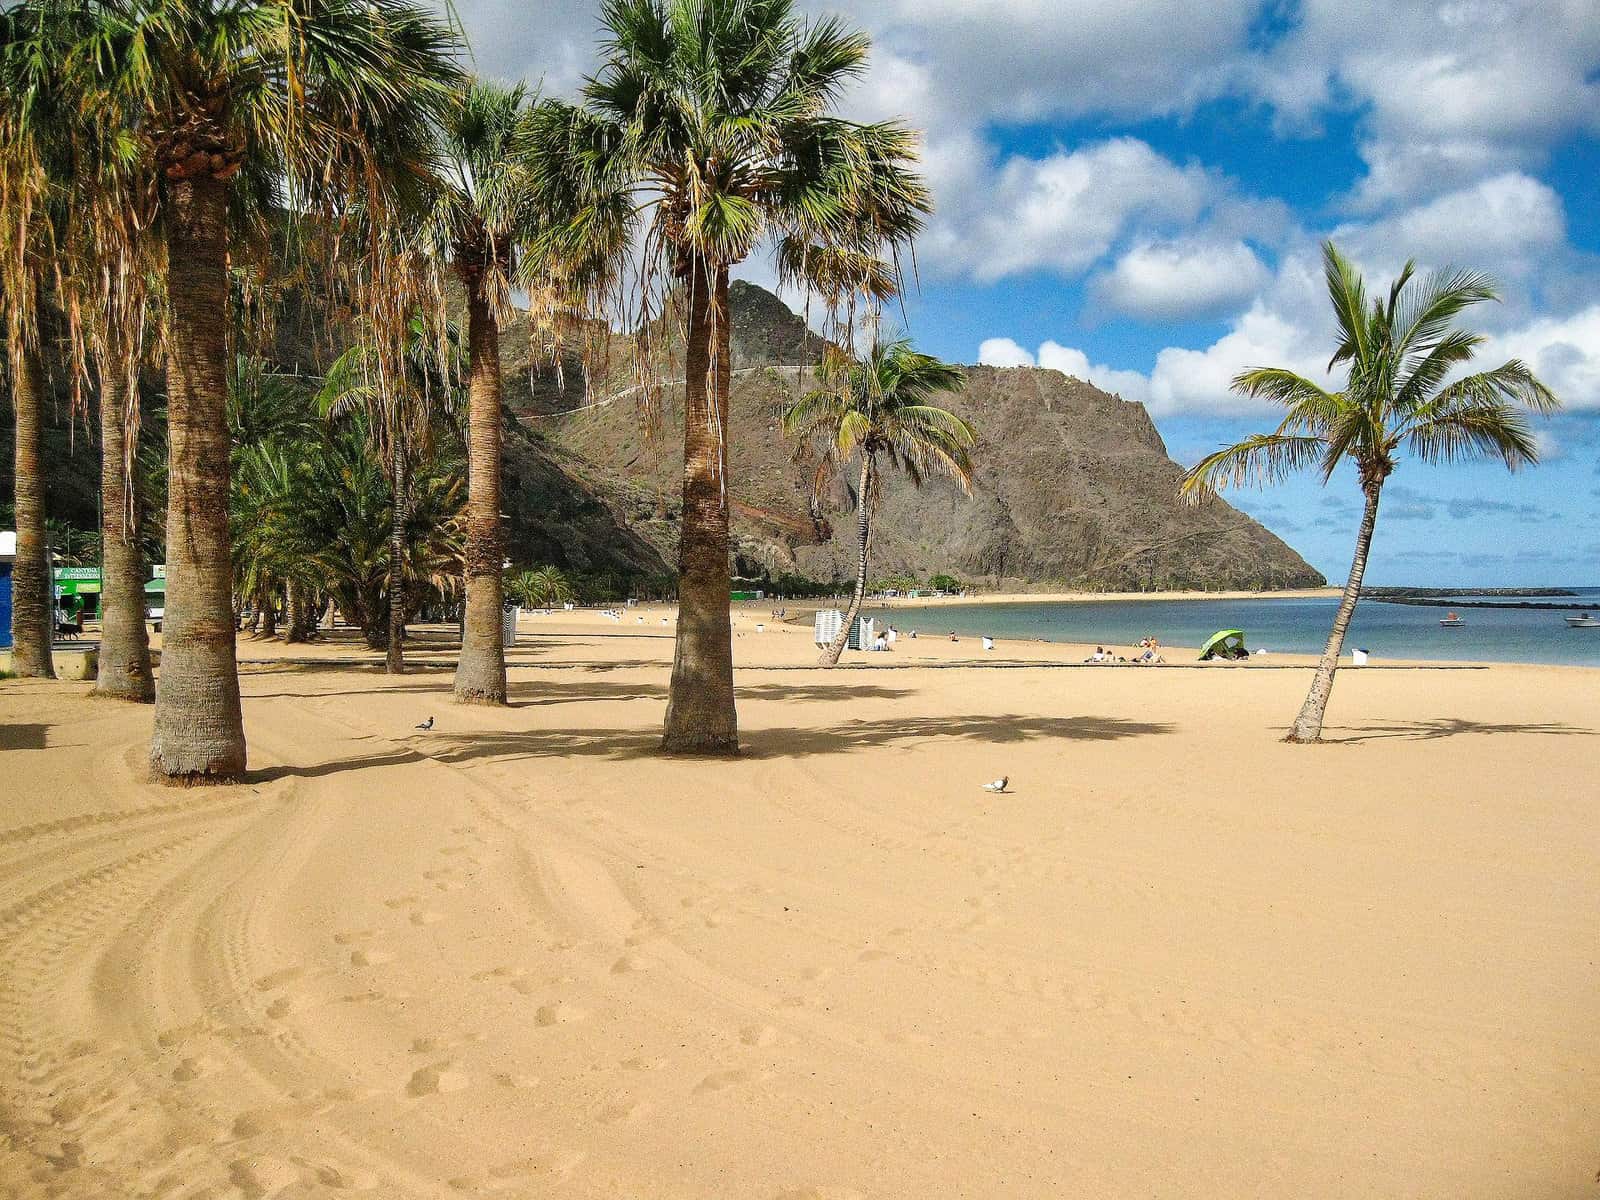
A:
[1251,0,1600,207]
[1090,238,1269,321]
[923,139,1219,283]
[1486,306,1600,411]
[1335,173,1567,285]
[976,338,1038,369]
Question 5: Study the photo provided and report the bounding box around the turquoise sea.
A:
[870,589,1600,667]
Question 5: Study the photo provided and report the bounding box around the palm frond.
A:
[1180,433,1326,500]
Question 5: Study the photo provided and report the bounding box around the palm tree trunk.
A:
[93,363,154,701]
[258,586,277,639]
[8,340,54,678]
[822,455,875,667]
[661,259,738,754]
[150,173,246,780]
[1287,485,1381,743]
[386,440,407,674]
[453,274,507,704]
[282,583,305,643]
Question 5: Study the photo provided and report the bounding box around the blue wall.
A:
[0,563,12,650]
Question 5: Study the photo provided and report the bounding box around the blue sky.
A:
[455,0,1600,586]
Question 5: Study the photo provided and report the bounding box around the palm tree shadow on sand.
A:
[1320,718,1594,744]
[423,713,1173,766]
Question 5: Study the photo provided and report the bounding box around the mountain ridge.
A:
[507,285,1325,592]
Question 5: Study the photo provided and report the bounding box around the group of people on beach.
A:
[1085,636,1166,665]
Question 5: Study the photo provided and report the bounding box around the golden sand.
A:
[3,606,1597,1197]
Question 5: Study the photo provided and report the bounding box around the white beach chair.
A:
[1351,648,1368,666]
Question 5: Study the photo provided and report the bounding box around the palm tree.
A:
[534,0,930,754]
[420,78,547,704]
[1182,241,1559,742]
[784,339,973,665]
[62,0,461,779]
[4,340,54,677]
[0,3,75,680]
[508,565,576,609]
[319,316,465,671]
[93,346,156,699]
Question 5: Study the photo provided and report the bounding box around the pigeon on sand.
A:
[981,776,1008,794]
[415,716,434,731]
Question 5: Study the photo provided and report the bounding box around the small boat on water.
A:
[1439,611,1466,627]
[1566,613,1599,628]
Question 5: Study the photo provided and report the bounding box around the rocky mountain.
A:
[505,285,1324,592]
[6,281,1322,594]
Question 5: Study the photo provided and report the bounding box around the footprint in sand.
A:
[620,1056,668,1072]
[314,1162,380,1191]
[265,995,300,1020]
[695,1068,769,1093]
[407,1063,470,1098]
[610,953,656,974]
[253,966,305,992]
[171,1054,222,1083]
[350,948,395,968]
[597,1097,651,1124]
[448,1151,587,1193]
[157,1021,210,1049]
[384,894,422,909]
[410,909,445,926]
[333,930,374,946]
[494,1072,539,1089]
[232,1107,293,1139]
[534,1004,587,1027]
[230,1155,300,1197]
[739,1025,778,1047]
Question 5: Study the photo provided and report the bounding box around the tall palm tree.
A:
[421,79,543,705]
[0,3,75,680]
[93,326,156,699]
[784,339,973,666]
[62,0,461,778]
[1182,241,1559,742]
[534,0,929,754]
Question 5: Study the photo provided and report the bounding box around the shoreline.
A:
[788,586,1342,609]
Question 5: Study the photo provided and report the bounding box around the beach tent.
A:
[1199,629,1248,661]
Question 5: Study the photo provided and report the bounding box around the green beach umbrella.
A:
[1199,629,1247,661]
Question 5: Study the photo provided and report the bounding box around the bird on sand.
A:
[981,776,1009,793]
[415,716,434,731]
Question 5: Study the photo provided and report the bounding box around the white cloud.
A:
[1036,343,1154,404]
[1487,306,1600,411]
[925,138,1218,283]
[976,337,1038,369]
[1253,0,1600,206]
[1090,238,1269,321]
[1336,173,1566,283]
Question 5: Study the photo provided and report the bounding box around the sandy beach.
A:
[3,607,1598,1198]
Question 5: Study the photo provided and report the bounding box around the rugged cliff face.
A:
[9,280,1322,593]
[508,285,1324,592]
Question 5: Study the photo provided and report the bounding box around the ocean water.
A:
[870,588,1600,667]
